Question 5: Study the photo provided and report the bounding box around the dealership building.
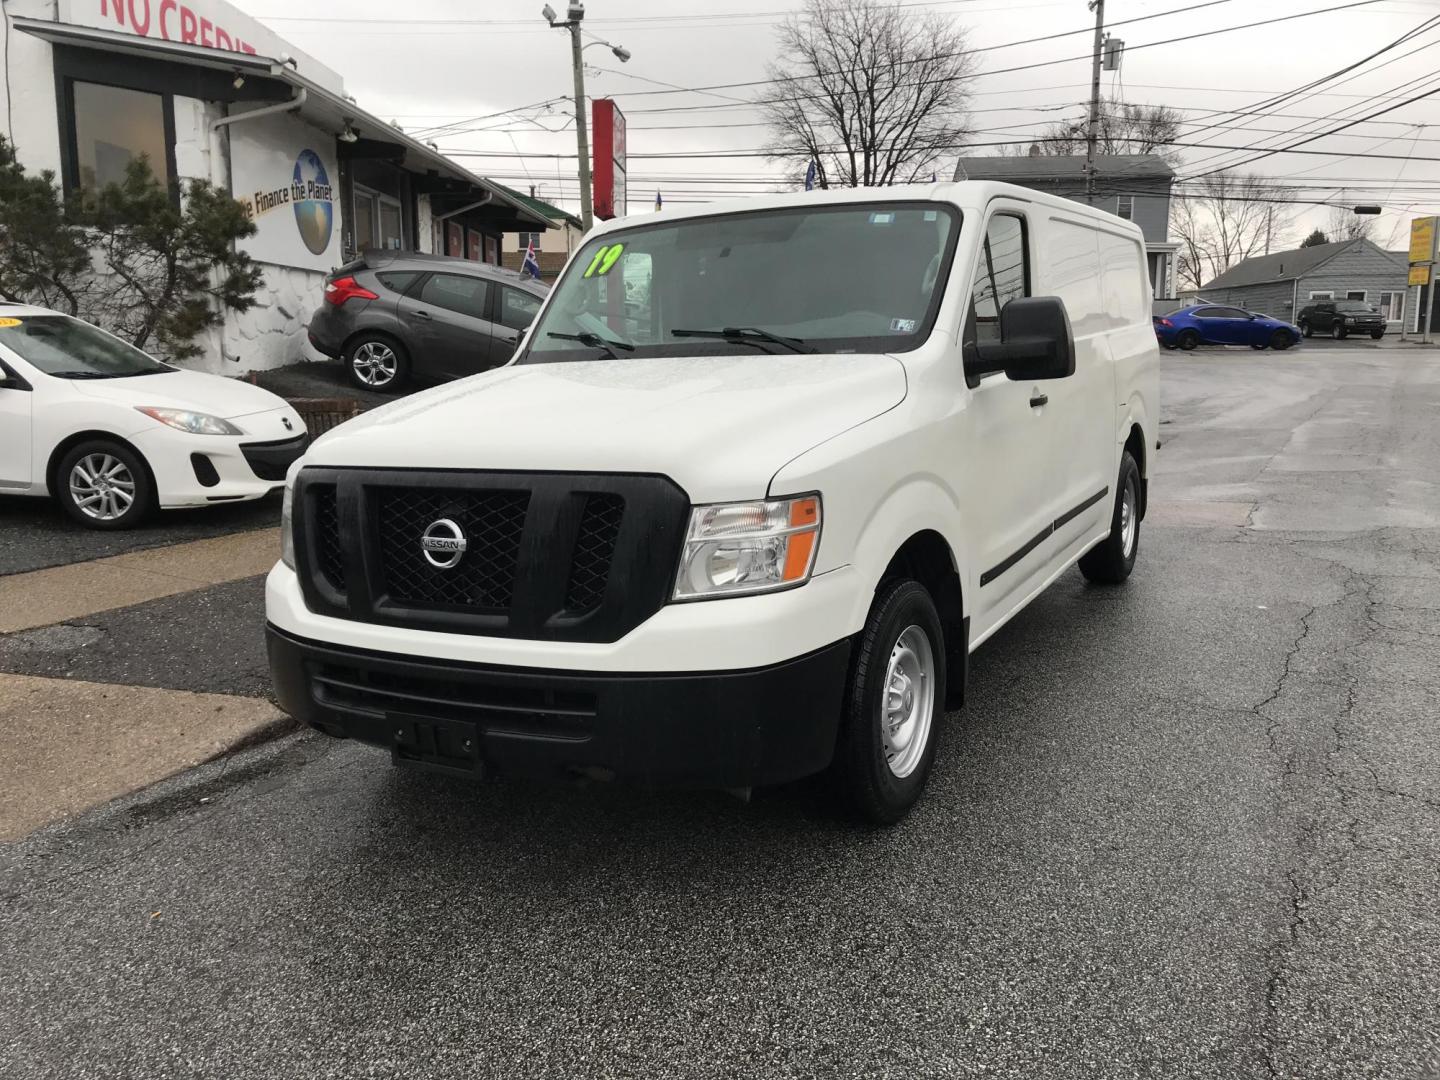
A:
[0,0,550,373]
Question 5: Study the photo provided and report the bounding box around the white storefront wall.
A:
[1,0,344,373]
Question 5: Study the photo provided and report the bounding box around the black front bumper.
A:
[266,625,852,787]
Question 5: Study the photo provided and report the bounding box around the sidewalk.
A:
[0,528,289,841]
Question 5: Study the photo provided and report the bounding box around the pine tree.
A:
[0,135,91,314]
[1299,229,1329,248]
[0,138,263,361]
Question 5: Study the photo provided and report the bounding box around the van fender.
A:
[1117,391,1152,475]
[841,474,971,631]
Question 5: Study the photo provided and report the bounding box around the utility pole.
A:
[544,3,629,233]
[568,20,594,232]
[1084,0,1105,202]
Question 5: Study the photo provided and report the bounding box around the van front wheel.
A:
[832,579,946,825]
[1079,452,1141,585]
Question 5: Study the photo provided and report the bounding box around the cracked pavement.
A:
[2,348,1438,1079]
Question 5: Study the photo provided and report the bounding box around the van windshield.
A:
[518,202,959,363]
[1335,301,1376,312]
[0,315,173,378]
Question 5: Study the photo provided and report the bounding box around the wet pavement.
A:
[2,347,1438,1079]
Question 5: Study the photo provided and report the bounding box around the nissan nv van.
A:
[266,182,1160,822]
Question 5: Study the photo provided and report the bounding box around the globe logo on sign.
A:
[292,149,333,256]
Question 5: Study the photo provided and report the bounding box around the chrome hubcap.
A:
[352,342,396,386]
[1120,481,1137,558]
[69,453,136,521]
[882,625,936,779]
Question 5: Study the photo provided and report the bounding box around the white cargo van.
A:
[266,182,1159,822]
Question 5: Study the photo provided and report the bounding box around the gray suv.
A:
[307,252,548,393]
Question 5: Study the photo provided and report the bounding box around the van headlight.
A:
[280,482,296,570]
[673,495,821,600]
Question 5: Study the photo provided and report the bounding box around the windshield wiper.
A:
[47,370,116,379]
[123,368,175,376]
[671,327,814,354]
[546,331,635,359]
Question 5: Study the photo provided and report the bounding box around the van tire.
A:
[1300,322,1313,338]
[1079,452,1141,585]
[1176,329,1200,351]
[1331,323,1347,340]
[832,579,947,825]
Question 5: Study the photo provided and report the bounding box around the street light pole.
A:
[543,3,629,233]
[568,20,594,232]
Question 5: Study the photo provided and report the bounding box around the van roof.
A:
[586,181,1145,239]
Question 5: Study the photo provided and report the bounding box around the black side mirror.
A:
[971,296,1076,382]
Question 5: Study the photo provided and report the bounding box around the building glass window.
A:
[1309,291,1334,300]
[70,81,171,192]
[1116,195,1134,221]
[1377,291,1403,321]
[354,187,403,252]
[1345,290,1367,301]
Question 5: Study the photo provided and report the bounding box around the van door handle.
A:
[412,310,432,320]
[1029,393,1048,408]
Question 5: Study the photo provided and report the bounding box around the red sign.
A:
[592,99,627,220]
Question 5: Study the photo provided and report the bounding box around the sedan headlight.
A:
[136,406,243,436]
[280,482,296,570]
[673,495,821,600]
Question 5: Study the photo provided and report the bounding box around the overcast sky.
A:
[251,0,1440,248]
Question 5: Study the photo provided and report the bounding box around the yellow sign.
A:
[0,317,22,328]
[1409,217,1437,263]
[1409,264,1431,287]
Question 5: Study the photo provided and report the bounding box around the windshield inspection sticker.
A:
[890,318,917,333]
[0,318,22,328]
[869,212,895,225]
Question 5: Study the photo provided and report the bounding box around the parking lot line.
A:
[0,671,287,842]
[0,528,279,634]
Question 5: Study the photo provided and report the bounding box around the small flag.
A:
[655,191,663,212]
[804,161,817,191]
[520,236,541,280]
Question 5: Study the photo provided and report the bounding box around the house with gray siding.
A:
[953,154,1179,299]
[1197,238,1408,327]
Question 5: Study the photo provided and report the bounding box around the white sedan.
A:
[0,304,307,529]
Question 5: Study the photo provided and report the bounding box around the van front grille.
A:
[292,469,689,644]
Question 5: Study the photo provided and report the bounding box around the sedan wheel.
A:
[1177,329,1200,351]
[1270,330,1293,351]
[70,453,136,521]
[57,440,153,530]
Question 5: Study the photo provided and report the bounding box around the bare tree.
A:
[1325,205,1376,243]
[1020,98,1183,162]
[759,0,977,187]
[1171,172,1296,291]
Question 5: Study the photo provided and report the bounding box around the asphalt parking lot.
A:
[2,347,1438,1079]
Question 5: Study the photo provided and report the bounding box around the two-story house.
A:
[953,154,1179,301]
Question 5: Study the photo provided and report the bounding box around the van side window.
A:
[968,214,1029,347]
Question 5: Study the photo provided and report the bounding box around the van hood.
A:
[308,354,908,502]
[72,368,292,420]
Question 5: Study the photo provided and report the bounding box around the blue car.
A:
[1154,304,1301,351]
